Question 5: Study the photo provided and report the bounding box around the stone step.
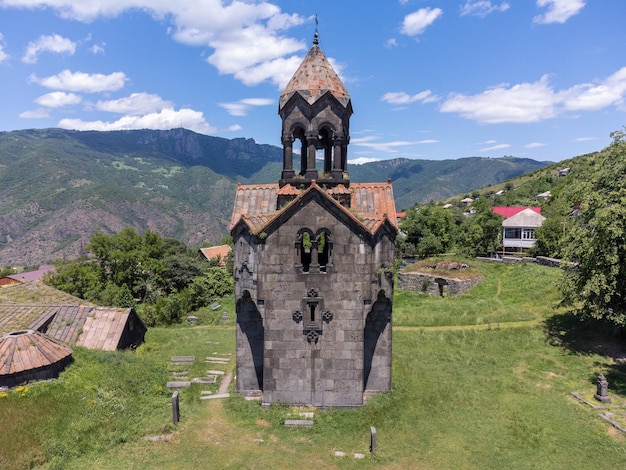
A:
[284,419,314,427]
[200,393,230,400]
[166,381,191,389]
[192,376,217,384]
[170,356,195,363]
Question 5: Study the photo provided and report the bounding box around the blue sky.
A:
[0,0,625,163]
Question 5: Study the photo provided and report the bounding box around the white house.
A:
[501,208,546,253]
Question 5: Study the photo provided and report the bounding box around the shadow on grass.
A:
[544,311,626,396]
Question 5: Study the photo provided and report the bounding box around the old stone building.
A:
[230,33,397,407]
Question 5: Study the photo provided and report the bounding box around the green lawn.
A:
[2,260,626,469]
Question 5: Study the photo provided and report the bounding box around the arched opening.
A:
[316,229,332,272]
[318,127,333,175]
[296,229,314,273]
[292,127,307,176]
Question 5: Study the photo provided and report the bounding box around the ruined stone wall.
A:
[397,272,484,297]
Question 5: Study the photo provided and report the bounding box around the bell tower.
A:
[230,31,397,408]
[278,32,353,189]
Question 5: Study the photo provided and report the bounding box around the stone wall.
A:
[233,194,395,407]
[397,271,484,297]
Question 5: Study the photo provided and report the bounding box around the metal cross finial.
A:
[313,14,319,45]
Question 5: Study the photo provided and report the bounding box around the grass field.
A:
[2,260,626,469]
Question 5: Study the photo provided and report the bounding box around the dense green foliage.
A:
[557,129,626,326]
[399,198,503,258]
[45,228,233,326]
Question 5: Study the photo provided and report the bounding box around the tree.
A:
[559,129,626,326]
[45,261,103,302]
[456,199,502,257]
[400,203,461,257]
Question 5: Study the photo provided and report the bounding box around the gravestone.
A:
[172,391,180,424]
[594,373,611,403]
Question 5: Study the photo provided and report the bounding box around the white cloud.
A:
[227,124,242,132]
[381,90,438,105]
[349,156,384,165]
[96,93,173,115]
[441,75,557,123]
[22,34,76,63]
[574,136,597,142]
[1,1,309,87]
[352,136,438,153]
[90,43,105,54]
[385,38,398,48]
[58,107,216,135]
[219,98,274,116]
[0,33,8,62]
[19,108,50,119]
[560,67,626,111]
[480,143,511,152]
[460,1,510,18]
[35,91,81,108]
[525,142,546,148]
[533,0,585,24]
[233,55,304,88]
[401,8,443,37]
[30,69,127,92]
[440,67,626,124]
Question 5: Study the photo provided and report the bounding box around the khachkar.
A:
[229,32,397,407]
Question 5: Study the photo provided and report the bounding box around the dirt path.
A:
[394,318,541,332]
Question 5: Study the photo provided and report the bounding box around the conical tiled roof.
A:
[0,329,72,377]
[279,33,350,110]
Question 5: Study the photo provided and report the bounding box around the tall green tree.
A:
[456,199,503,257]
[401,203,461,257]
[559,129,626,326]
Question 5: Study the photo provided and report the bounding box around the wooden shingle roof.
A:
[0,282,145,351]
[76,307,134,351]
[0,329,72,376]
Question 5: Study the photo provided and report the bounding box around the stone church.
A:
[230,32,397,407]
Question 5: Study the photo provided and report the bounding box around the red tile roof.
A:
[491,206,541,218]
[230,181,397,236]
[199,245,232,266]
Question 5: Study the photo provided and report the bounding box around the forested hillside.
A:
[1,128,548,265]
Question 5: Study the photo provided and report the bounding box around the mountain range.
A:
[0,128,549,266]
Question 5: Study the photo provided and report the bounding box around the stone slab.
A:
[192,376,217,384]
[200,393,230,400]
[166,381,191,389]
[170,356,195,363]
[207,370,225,375]
[145,434,173,442]
[284,419,314,427]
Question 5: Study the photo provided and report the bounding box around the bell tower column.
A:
[305,131,319,179]
[331,134,345,180]
[281,135,295,179]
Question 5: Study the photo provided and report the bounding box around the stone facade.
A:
[230,34,397,407]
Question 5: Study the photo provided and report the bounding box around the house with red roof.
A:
[492,207,545,254]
